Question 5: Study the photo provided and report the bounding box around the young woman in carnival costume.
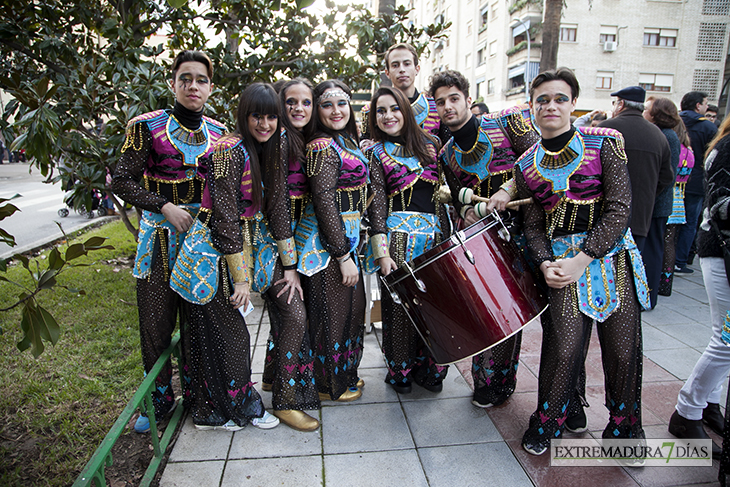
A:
[514,68,649,455]
[113,50,226,433]
[169,83,281,430]
[258,78,322,431]
[297,80,388,402]
[363,86,449,393]
[644,98,695,297]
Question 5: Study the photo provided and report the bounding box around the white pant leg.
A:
[676,257,730,420]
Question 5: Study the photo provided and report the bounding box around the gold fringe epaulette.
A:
[360,102,371,116]
[307,137,334,153]
[125,110,166,129]
[212,134,242,179]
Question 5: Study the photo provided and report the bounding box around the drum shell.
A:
[384,216,547,365]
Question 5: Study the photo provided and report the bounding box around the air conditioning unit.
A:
[603,41,617,52]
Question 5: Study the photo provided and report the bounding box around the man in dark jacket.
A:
[676,91,719,273]
[600,86,674,258]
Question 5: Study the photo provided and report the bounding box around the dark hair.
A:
[308,80,359,142]
[368,86,440,163]
[680,91,707,112]
[235,83,281,212]
[171,50,213,80]
[471,102,489,114]
[272,79,287,94]
[279,78,314,165]
[428,70,470,100]
[707,104,719,113]
[647,96,681,130]
[384,43,419,69]
[529,67,580,101]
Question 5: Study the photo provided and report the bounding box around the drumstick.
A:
[471,195,534,209]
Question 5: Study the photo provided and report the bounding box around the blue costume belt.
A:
[134,204,199,279]
[250,216,293,293]
[294,202,360,277]
[667,185,687,225]
[551,230,650,322]
[363,211,440,274]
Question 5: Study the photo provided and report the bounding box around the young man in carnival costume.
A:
[428,69,540,409]
[113,51,226,433]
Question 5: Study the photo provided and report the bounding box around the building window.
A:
[599,25,617,44]
[489,40,497,57]
[639,73,673,92]
[696,22,727,62]
[560,24,577,42]
[477,48,485,65]
[476,79,485,99]
[512,20,530,47]
[491,2,498,20]
[465,53,471,69]
[487,79,495,95]
[467,20,473,36]
[643,28,678,47]
[596,71,613,90]
[480,5,489,29]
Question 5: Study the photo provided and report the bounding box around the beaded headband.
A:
[319,89,350,102]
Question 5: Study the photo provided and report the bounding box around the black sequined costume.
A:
[367,137,451,390]
[440,107,539,404]
[112,104,226,417]
[515,127,646,449]
[262,131,320,411]
[184,134,270,427]
[300,134,375,400]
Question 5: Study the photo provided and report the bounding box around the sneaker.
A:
[195,419,244,432]
[472,385,511,408]
[565,406,588,433]
[134,415,150,433]
[674,265,694,274]
[522,436,550,456]
[251,411,280,429]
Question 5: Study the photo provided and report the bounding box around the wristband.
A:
[499,178,517,199]
[370,233,390,260]
[225,253,249,284]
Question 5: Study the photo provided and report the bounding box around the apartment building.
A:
[406,0,729,114]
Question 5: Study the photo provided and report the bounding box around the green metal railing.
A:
[73,333,185,487]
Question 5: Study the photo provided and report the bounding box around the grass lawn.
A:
[0,219,147,486]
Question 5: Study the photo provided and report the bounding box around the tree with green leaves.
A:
[0,0,446,355]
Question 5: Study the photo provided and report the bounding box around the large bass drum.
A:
[382,212,547,365]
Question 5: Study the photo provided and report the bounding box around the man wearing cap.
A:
[600,86,674,309]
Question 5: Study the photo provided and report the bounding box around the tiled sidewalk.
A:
[160,263,725,486]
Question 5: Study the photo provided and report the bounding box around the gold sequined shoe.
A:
[261,381,272,392]
[356,378,365,389]
[318,388,362,402]
[273,409,320,432]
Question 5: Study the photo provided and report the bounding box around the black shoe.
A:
[668,410,721,460]
[390,380,412,394]
[471,384,511,408]
[703,403,724,435]
[522,435,550,456]
[565,405,588,433]
[417,380,443,393]
[674,265,694,274]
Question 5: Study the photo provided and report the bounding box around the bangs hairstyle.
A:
[308,79,359,142]
[368,86,439,161]
[280,78,314,163]
[647,96,681,130]
[529,67,580,101]
[235,83,281,213]
[171,50,213,80]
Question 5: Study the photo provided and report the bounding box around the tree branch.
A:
[0,40,67,76]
